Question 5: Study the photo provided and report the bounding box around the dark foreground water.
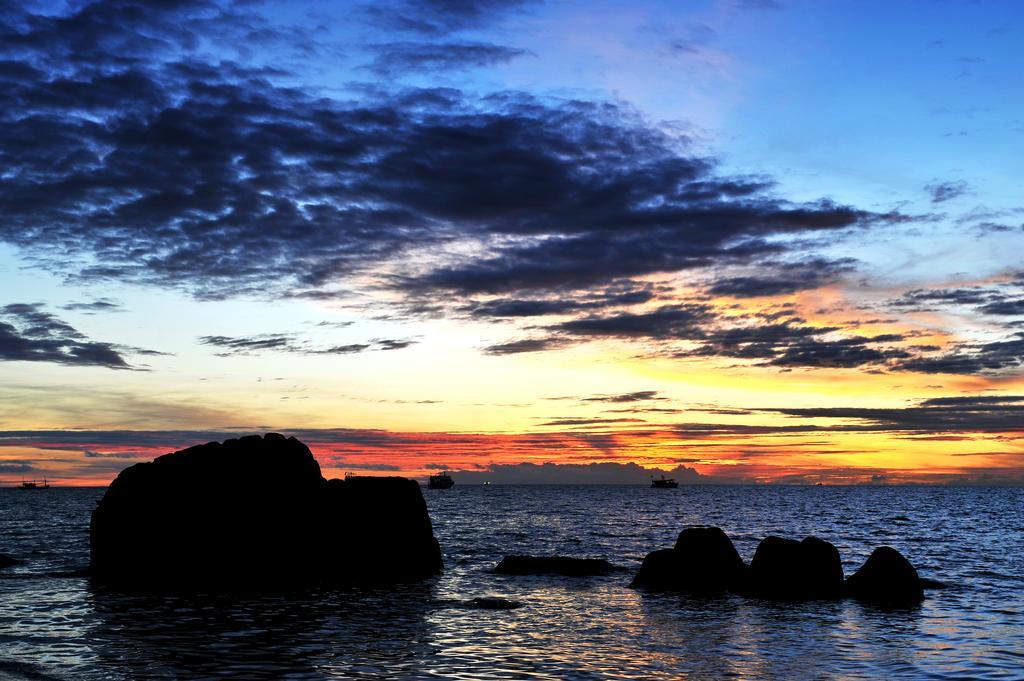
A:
[0,486,1021,680]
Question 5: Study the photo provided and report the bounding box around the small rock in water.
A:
[469,597,523,610]
[0,553,23,569]
[749,536,844,600]
[495,555,616,576]
[630,526,746,592]
[845,546,924,605]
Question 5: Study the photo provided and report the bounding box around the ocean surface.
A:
[0,485,1021,680]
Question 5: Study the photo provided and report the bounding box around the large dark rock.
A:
[495,555,616,576]
[749,536,844,599]
[630,526,746,592]
[90,433,442,587]
[845,546,924,605]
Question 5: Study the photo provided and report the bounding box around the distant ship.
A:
[651,475,678,489]
[17,477,50,490]
[427,472,454,489]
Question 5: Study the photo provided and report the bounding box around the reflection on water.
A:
[88,585,438,679]
[0,486,1021,679]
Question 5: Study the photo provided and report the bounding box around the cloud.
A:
[0,303,142,369]
[82,450,146,459]
[464,283,659,318]
[978,299,1024,316]
[924,179,970,203]
[890,287,994,310]
[763,394,1024,433]
[582,390,665,403]
[483,337,573,355]
[3,0,969,381]
[366,41,529,76]
[667,22,717,56]
[893,333,1024,375]
[59,298,123,313]
[198,334,416,356]
[0,8,895,306]
[365,0,540,34]
[536,416,646,427]
[706,258,856,298]
[329,461,402,471]
[552,305,714,339]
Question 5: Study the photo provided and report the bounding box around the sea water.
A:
[0,485,1021,679]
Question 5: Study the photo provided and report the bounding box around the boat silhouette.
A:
[651,475,678,489]
[428,472,454,489]
[18,477,50,490]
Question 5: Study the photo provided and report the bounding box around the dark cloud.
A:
[978,299,1024,316]
[544,304,913,371]
[464,283,659,318]
[365,0,540,34]
[894,333,1024,375]
[367,41,529,76]
[0,0,957,380]
[766,335,910,369]
[483,337,572,355]
[605,406,683,414]
[764,395,1024,433]
[924,179,969,203]
[0,462,34,473]
[0,303,137,369]
[552,305,714,339]
[199,334,293,353]
[59,298,123,313]
[199,333,416,356]
[890,287,994,310]
[581,390,665,403]
[0,0,895,305]
[537,417,646,427]
[707,258,856,298]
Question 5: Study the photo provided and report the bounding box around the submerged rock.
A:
[90,433,442,588]
[630,526,746,592]
[0,553,22,569]
[845,546,924,605]
[468,597,523,610]
[749,536,844,600]
[495,555,616,576]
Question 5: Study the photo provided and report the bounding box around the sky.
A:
[1,0,1023,485]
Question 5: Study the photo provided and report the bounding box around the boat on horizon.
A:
[651,475,678,489]
[17,477,50,490]
[428,471,454,489]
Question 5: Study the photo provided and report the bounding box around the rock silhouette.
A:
[845,546,924,605]
[495,555,616,576]
[0,553,22,569]
[749,536,844,600]
[630,526,930,604]
[630,526,746,591]
[90,433,442,587]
